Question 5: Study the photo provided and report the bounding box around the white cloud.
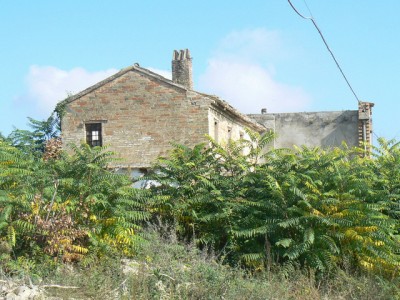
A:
[215,28,282,64]
[146,67,172,80]
[199,59,309,113]
[198,28,311,113]
[18,65,118,116]
[16,65,173,118]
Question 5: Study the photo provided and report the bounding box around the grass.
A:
[1,223,399,299]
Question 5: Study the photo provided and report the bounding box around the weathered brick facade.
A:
[60,58,264,168]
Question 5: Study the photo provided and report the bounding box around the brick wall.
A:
[358,101,374,153]
[61,70,210,168]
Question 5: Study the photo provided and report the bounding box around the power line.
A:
[288,0,361,104]
[302,0,314,19]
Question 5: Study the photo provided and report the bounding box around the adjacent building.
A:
[249,101,374,151]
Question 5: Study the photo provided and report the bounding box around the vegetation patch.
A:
[0,115,400,298]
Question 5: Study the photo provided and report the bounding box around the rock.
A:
[1,284,9,293]
[15,286,30,297]
[3,285,41,300]
[5,293,17,300]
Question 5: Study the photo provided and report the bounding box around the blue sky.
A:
[1,1,399,140]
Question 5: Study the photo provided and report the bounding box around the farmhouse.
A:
[59,49,265,170]
[59,49,373,171]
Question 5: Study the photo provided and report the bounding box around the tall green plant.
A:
[252,146,399,275]
[368,138,400,221]
[0,140,149,263]
[147,135,400,276]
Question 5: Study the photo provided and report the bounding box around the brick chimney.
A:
[172,49,193,90]
[358,101,374,155]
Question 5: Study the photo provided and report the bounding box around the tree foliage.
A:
[0,137,149,263]
[7,113,60,156]
[1,117,400,279]
[146,133,400,277]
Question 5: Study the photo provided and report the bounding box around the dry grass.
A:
[2,224,399,299]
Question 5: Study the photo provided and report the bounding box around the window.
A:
[227,126,232,140]
[214,119,219,142]
[86,123,102,147]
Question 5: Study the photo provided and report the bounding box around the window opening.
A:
[214,120,219,142]
[86,123,102,147]
[228,126,232,140]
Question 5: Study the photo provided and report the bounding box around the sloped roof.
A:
[59,63,187,105]
[58,63,265,132]
[201,93,265,132]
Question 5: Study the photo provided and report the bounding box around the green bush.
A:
[146,133,400,277]
[0,139,149,263]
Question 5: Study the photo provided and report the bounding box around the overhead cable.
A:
[287,0,361,103]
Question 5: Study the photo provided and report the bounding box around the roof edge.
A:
[58,64,189,106]
[56,63,265,133]
[195,92,265,132]
[248,110,358,116]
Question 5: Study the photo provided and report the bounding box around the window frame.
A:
[85,122,103,147]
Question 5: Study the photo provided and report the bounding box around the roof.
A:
[59,63,187,105]
[58,63,265,132]
[201,93,265,132]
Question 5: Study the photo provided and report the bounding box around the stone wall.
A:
[208,107,249,144]
[61,70,210,168]
[248,111,359,149]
